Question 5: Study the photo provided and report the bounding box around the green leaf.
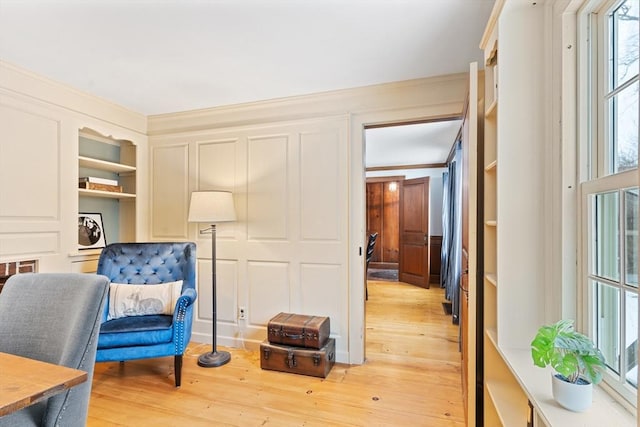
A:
[531,324,559,367]
[530,319,604,383]
[581,354,606,384]
[556,353,578,380]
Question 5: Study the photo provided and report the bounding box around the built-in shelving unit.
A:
[78,188,136,199]
[481,1,532,425]
[79,156,136,174]
[78,128,138,251]
[478,2,636,426]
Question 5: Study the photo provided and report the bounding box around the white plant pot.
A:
[551,373,593,412]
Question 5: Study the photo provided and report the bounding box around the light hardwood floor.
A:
[87,280,464,426]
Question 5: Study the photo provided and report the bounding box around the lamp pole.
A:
[188,191,236,368]
[197,223,231,367]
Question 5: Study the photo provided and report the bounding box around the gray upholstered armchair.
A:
[0,273,109,427]
[95,242,197,387]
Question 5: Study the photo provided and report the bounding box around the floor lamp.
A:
[188,190,236,367]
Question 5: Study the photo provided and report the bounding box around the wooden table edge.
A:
[0,352,88,416]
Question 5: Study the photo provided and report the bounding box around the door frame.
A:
[349,108,463,364]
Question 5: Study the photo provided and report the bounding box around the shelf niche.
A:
[78,128,137,248]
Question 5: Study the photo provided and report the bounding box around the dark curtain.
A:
[440,141,462,323]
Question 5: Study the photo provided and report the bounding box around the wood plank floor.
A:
[87,280,464,426]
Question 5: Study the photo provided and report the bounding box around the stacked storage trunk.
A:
[260,312,335,378]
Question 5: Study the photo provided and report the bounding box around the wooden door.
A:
[366,182,384,262]
[398,177,430,288]
[366,177,401,268]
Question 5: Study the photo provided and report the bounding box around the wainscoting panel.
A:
[247,135,289,241]
[197,139,237,192]
[151,143,189,239]
[300,130,342,241]
[196,258,238,324]
[0,103,59,220]
[0,232,58,257]
[1,64,149,270]
[247,260,290,325]
[0,101,62,260]
[300,263,343,338]
[150,116,349,359]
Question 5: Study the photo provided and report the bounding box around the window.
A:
[581,0,639,406]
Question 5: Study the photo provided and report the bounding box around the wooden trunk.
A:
[260,338,335,378]
[267,312,330,349]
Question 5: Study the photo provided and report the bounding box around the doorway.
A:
[364,120,460,283]
[364,118,461,356]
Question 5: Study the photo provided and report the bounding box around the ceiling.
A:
[365,119,461,167]
[0,0,494,116]
[0,0,493,166]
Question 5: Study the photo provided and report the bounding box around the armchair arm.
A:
[172,288,197,354]
[177,288,197,309]
[173,288,197,323]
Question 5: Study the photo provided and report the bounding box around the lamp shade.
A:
[188,191,236,223]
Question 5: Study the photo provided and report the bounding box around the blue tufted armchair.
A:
[95,242,197,387]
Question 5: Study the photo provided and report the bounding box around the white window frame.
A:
[578,0,639,408]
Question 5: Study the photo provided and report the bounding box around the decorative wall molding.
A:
[148,73,468,135]
[0,60,146,134]
[150,143,189,239]
[149,71,468,364]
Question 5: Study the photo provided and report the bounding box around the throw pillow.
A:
[108,280,183,320]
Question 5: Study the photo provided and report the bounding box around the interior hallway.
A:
[365,279,464,421]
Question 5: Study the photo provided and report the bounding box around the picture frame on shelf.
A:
[78,212,106,250]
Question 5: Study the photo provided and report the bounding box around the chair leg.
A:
[365,265,369,301]
[174,355,182,387]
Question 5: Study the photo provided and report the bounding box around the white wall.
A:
[0,59,468,364]
[0,61,148,271]
[150,117,351,360]
[430,175,444,236]
[149,75,468,363]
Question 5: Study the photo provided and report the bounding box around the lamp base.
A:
[197,350,231,368]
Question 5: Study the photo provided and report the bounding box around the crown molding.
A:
[148,73,468,136]
[0,60,146,134]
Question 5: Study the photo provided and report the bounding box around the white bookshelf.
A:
[78,128,138,243]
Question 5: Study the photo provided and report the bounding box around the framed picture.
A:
[78,213,107,250]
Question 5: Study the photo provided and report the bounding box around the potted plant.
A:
[531,319,606,412]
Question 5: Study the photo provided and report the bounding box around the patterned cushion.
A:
[107,280,182,320]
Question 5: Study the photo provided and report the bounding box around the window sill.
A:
[498,345,636,426]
